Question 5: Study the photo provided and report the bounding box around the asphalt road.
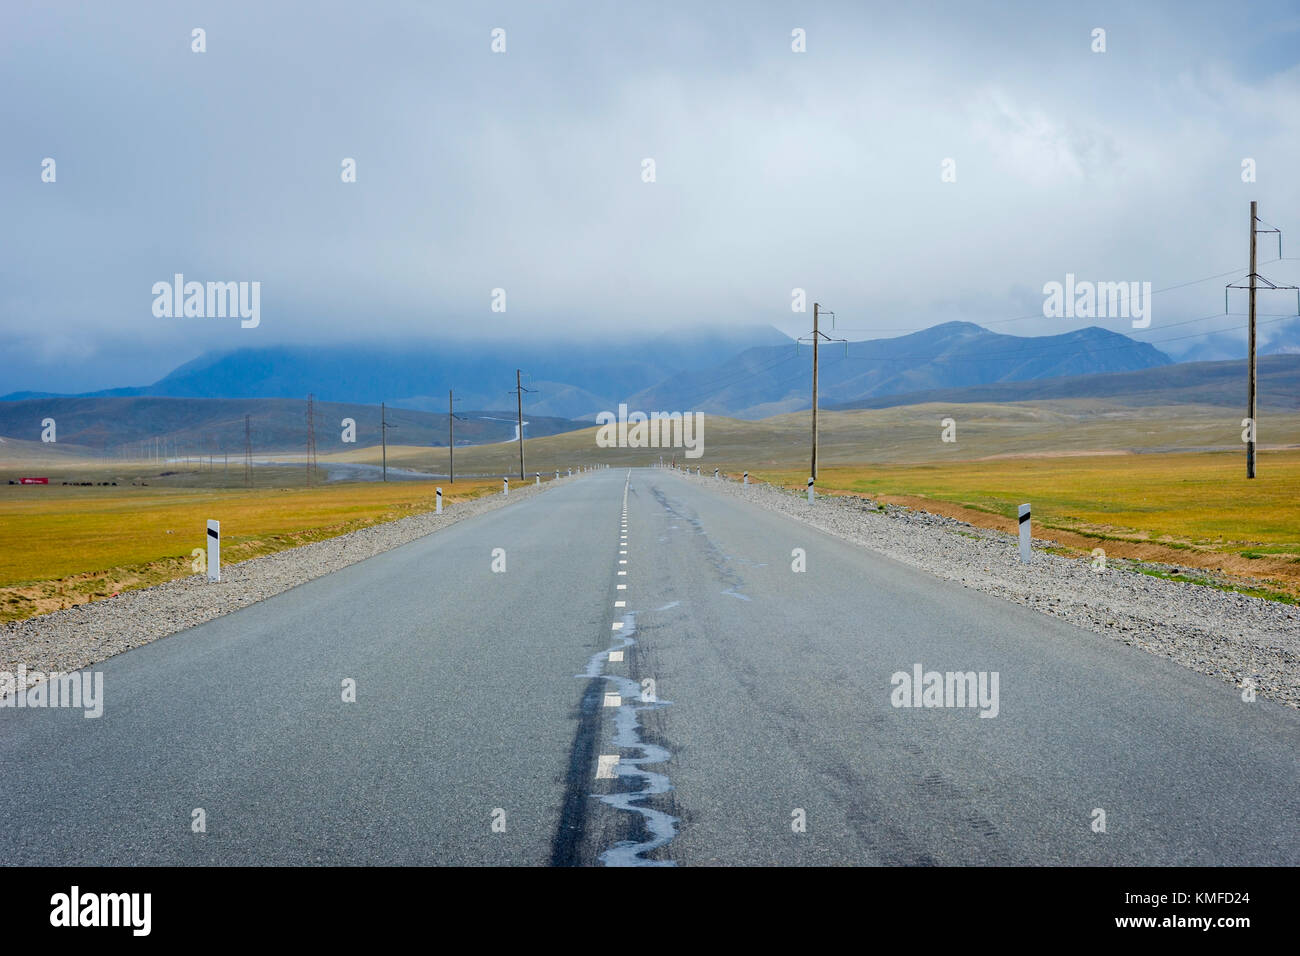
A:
[2,467,1297,865]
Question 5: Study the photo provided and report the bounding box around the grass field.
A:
[0,478,503,622]
[753,449,1300,601]
[329,400,1300,472]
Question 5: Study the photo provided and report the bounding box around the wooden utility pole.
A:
[1248,201,1258,479]
[510,371,534,480]
[306,393,317,487]
[811,302,820,481]
[797,302,844,483]
[243,414,252,487]
[448,389,455,484]
[516,369,526,480]
[1227,202,1294,480]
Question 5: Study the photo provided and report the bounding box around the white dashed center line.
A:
[609,651,624,662]
[596,755,620,779]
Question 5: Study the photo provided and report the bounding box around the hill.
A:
[0,397,583,456]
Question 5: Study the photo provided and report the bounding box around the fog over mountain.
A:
[3,1,1298,394]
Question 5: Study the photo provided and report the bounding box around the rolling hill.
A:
[0,397,583,456]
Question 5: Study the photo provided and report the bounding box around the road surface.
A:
[2,467,1296,865]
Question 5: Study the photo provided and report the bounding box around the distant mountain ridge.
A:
[3,321,1171,419]
[2,326,793,420]
[827,354,1300,411]
[628,322,1171,418]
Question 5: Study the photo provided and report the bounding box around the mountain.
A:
[0,326,794,421]
[1,322,1172,420]
[0,397,583,454]
[826,354,1300,411]
[627,322,1172,419]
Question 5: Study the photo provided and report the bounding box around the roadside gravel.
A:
[673,469,1300,709]
[0,475,576,693]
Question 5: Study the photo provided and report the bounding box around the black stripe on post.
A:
[207,527,219,538]
[1018,511,1031,524]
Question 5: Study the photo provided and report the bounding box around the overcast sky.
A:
[3,0,1299,393]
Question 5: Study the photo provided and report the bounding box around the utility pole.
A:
[516,370,525,480]
[1248,202,1257,479]
[448,389,466,483]
[812,302,820,481]
[1227,203,1296,479]
[510,370,535,481]
[306,394,318,487]
[243,414,253,487]
[798,302,846,482]
[381,402,388,482]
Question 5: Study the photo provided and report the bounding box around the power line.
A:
[822,313,1295,365]
[668,349,802,409]
[827,257,1290,334]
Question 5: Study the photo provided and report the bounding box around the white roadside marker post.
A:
[1018,503,1031,564]
[535,473,540,486]
[555,470,559,480]
[743,471,748,485]
[206,519,220,582]
[807,476,814,503]
[503,477,509,496]
[436,487,442,514]
[568,468,572,476]
[713,468,719,480]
